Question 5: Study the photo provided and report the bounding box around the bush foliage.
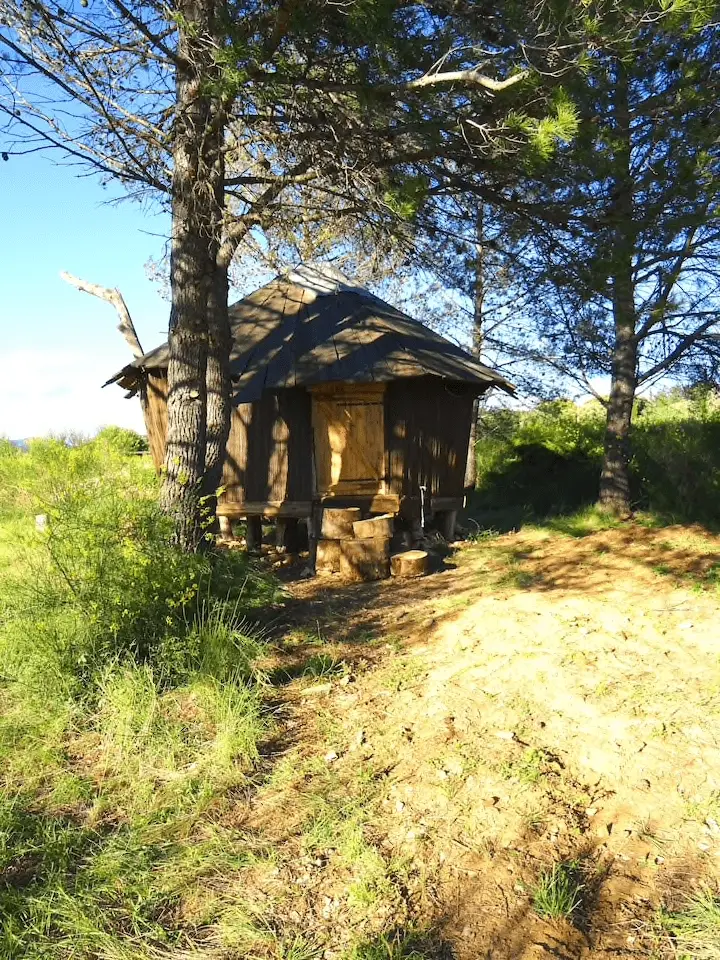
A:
[474,387,720,525]
[0,436,280,957]
[0,435,276,694]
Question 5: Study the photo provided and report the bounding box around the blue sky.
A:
[0,152,171,438]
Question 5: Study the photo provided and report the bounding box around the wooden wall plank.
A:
[385,378,478,502]
[139,372,477,520]
[311,384,386,496]
[145,373,168,471]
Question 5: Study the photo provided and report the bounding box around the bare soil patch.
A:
[242,523,720,958]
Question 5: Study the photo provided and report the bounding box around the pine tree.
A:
[479,7,720,513]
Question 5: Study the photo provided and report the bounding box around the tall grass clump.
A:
[0,434,276,695]
[657,886,720,959]
[532,861,584,920]
[0,434,279,956]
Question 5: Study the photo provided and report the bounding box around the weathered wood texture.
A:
[142,377,313,508]
[385,378,477,502]
[320,507,362,540]
[391,550,429,579]
[352,514,394,540]
[145,373,169,470]
[315,538,342,574]
[218,516,234,540]
[311,384,386,497]
[217,501,312,518]
[139,373,477,525]
[222,388,313,504]
[338,538,390,582]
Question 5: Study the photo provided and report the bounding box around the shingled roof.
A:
[109,264,514,403]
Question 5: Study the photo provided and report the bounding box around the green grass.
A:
[501,748,550,786]
[658,887,720,959]
[0,657,270,957]
[302,653,347,680]
[534,505,622,538]
[381,657,425,693]
[0,436,282,957]
[345,928,442,960]
[281,934,324,960]
[532,861,584,920]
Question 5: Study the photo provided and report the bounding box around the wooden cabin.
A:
[109,265,513,534]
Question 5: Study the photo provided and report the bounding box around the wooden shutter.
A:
[312,384,386,496]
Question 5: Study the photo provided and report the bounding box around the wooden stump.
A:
[320,507,361,540]
[339,538,390,582]
[315,538,342,574]
[352,513,394,540]
[391,550,429,579]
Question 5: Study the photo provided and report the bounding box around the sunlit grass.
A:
[532,861,584,920]
[658,887,720,959]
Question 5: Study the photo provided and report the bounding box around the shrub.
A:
[0,436,276,697]
[0,435,276,959]
[93,425,149,455]
[474,389,720,525]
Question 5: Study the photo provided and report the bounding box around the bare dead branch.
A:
[60,271,145,359]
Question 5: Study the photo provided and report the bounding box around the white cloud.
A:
[0,348,145,439]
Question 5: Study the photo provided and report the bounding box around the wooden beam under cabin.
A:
[217,501,313,519]
[318,493,401,514]
[217,494,402,519]
[430,496,465,512]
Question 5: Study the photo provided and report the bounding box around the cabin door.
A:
[311,384,386,497]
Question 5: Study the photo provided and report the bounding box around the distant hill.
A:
[10,439,30,450]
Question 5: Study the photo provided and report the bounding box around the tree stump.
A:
[315,538,342,574]
[391,550,429,579]
[339,538,390,582]
[320,507,361,540]
[352,513,394,540]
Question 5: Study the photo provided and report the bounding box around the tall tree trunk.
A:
[599,276,638,515]
[464,205,485,491]
[202,92,232,525]
[161,0,225,551]
[204,260,231,513]
[598,60,637,517]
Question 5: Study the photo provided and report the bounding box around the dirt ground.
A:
[239,523,720,958]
